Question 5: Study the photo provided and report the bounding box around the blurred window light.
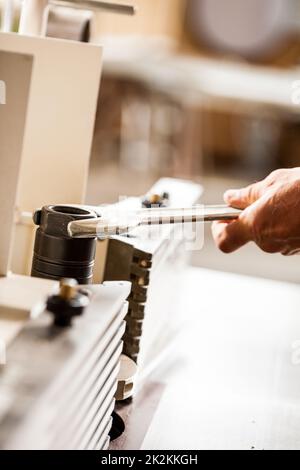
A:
[185,0,298,59]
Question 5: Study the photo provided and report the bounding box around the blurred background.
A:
[3,0,300,282]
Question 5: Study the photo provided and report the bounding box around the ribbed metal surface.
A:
[103,180,201,367]
[0,282,130,450]
[50,342,123,449]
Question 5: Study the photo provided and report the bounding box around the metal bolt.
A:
[59,278,78,301]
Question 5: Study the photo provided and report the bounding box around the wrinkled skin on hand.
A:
[212,168,300,256]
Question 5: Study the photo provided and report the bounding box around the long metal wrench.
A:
[68,205,242,239]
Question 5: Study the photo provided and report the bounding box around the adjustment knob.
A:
[46,278,89,327]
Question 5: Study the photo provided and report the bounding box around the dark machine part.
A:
[103,180,202,366]
[46,278,90,327]
[109,411,125,441]
[142,192,170,209]
[31,205,97,284]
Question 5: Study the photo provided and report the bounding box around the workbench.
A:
[111,267,300,450]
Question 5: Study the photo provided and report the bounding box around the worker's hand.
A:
[212,168,300,255]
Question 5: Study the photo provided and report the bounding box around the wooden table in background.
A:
[99,40,300,177]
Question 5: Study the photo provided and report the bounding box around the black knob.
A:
[46,279,89,328]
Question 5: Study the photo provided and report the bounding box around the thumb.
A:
[224,181,265,209]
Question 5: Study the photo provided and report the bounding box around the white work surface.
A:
[113,267,300,450]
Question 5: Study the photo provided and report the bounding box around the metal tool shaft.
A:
[138,205,241,225]
[68,205,242,239]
